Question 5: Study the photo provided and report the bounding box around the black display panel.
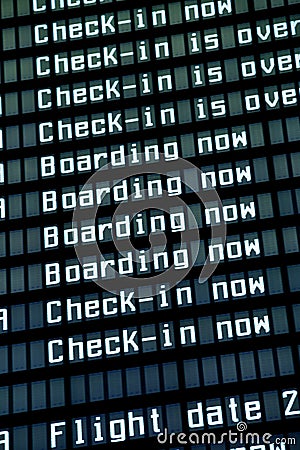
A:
[1,1,300,449]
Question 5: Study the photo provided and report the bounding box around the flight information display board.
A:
[0,0,300,449]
